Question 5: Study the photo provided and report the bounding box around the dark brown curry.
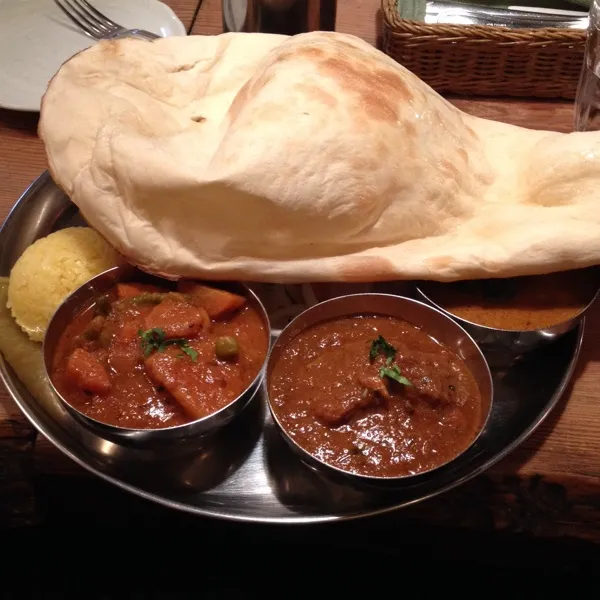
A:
[420,268,598,331]
[269,314,483,478]
[51,280,269,429]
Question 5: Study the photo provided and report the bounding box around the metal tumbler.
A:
[223,0,337,35]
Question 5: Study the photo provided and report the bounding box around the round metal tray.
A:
[0,172,584,523]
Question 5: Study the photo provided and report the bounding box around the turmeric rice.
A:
[7,227,122,342]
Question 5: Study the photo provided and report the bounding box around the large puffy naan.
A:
[39,31,600,283]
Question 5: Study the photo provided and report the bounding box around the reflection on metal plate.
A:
[0,172,584,523]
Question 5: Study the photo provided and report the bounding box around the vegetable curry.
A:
[51,281,269,429]
[269,315,483,478]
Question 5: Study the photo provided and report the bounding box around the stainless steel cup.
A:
[43,265,271,452]
[223,0,336,35]
[265,293,493,490]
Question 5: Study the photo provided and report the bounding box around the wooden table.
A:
[2,0,600,541]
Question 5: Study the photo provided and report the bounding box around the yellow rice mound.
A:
[7,227,123,342]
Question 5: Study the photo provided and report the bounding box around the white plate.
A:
[0,0,187,113]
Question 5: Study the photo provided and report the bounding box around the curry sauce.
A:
[51,281,268,429]
[269,315,483,478]
[420,268,599,331]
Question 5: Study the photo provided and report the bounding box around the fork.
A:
[54,0,161,42]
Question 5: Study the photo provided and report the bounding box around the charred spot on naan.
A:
[276,45,327,62]
[375,68,415,102]
[168,62,199,73]
[293,82,338,109]
[97,39,130,59]
[317,57,409,123]
[229,34,411,125]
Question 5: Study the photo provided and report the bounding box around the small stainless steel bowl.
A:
[265,293,493,490]
[43,264,271,451]
[415,276,600,365]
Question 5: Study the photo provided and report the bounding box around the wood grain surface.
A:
[1,0,598,539]
[0,0,202,527]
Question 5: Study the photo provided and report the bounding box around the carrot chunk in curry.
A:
[116,282,162,300]
[51,280,268,429]
[66,348,111,395]
[176,281,246,319]
[144,299,210,339]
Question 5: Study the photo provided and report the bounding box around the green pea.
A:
[94,293,112,316]
[130,292,167,305]
[215,336,239,361]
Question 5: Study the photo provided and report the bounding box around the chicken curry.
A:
[269,314,483,478]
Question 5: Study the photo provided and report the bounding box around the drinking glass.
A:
[575,1,600,131]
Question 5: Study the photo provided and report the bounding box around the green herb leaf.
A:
[369,335,396,363]
[138,328,198,362]
[139,327,166,357]
[379,364,412,387]
[157,338,187,352]
[180,345,198,361]
[369,335,411,386]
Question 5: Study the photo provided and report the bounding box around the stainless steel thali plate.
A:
[0,172,585,523]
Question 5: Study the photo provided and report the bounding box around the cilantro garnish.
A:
[379,364,412,387]
[138,328,198,361]
[139,327,165,356]
[368,335,412,387]
[369,335,396,363]
[178,345,199,361]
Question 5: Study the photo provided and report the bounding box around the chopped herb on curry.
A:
[379,364,412,386]
[369,335,412,387]
[369,335,396,363]
[139,327,165,356]
[138,327,198,361]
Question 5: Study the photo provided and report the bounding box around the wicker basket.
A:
[382,0,586,99]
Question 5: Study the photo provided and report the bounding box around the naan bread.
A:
[39,31,600,283]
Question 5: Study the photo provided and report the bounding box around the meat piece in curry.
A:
[269,315,483,478]
[51,280,269,429]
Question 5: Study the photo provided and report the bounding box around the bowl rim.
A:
[42,265,271,435]
[264,292,494,483]
[415,271,600,335]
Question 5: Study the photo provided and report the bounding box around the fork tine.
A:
[71,0,118,33]
[54,0,100,39]
[76,0,121,30]
[63,0,112,34]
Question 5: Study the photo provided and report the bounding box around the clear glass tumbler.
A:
[575,1,600,131]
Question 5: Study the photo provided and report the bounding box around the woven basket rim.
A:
[382,0,586,40]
